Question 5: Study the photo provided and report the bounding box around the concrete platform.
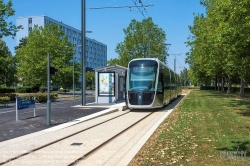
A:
[0,93,188,166]
[0,102,128,165]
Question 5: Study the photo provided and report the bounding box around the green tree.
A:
[14,37,27,50]
[186,0,250,97]
[0,0,22,38]
[218,0,250,98]
[52,48,81,90]
[15,24,75,87]
[86,71,95,90]
[108,17,167,67]
[0,39,17,86]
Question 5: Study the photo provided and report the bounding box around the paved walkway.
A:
[0,95,125,142]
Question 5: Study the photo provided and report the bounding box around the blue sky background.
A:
[3,0,205,74]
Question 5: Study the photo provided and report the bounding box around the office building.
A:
[16,15,107,69]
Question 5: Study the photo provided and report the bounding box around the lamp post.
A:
[47,52,51,126]
[72,45,82,99]
[82,0,86,106]
[81,0,92,106]
[73,55,75,98]
[67,29,91,100]
[91,77,93,90]
[160,43,171,64]
[80,29,92,103]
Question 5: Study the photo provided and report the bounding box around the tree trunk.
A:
[227,75,232,94]
[214,76,217,90]
[217,77,220,91]
[64,85,67,94]
[221,76,224,92]
[239,78,245,98]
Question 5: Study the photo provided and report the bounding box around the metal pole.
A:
[34,97,36,117]
[184,67,186,89]
[91,78,93,90]
[148,40,150,58]
[16,97,18,121]
[47,52,51,126]
[73,56,75,99]
[81,0,86,105]
[174,58,176,72]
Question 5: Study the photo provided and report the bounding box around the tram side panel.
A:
[162,67,171,105]
[169,71,174,100]
[175,73,178,98]
[177,76,182,95]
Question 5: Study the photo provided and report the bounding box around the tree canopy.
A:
[15,24,80,88]
[108,17,167,67]
[186,0,250,97]
[0,39,16,86]
[0,0,22,38]
[86,71,95,89]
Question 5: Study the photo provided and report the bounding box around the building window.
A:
[28,27,32,31]
[28,18,32,24]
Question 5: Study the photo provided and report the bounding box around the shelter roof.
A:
[94,65,127,74]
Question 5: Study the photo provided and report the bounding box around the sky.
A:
[3,0,205,74]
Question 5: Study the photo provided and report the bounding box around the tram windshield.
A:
[128,66,157,91]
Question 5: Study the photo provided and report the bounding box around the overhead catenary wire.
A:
[141,0,150,17]
[131,0,146,18]
[168,48,185,72]
[86,4,153,10]
[129,0,152,58]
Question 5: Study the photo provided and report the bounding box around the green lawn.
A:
[129,89,250,166]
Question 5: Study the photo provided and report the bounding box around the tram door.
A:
[124,70,127,105]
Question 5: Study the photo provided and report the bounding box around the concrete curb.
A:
[110,102,128,111]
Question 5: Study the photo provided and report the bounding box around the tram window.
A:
[157,70,163,93]
[128,67,156,91]
[157,81,162,92]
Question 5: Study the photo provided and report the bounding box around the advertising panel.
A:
[98,72,115,96]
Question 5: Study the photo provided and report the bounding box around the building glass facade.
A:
[16,15,107,68]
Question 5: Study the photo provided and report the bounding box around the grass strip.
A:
[129,89,250,166]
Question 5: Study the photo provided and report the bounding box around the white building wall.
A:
[16,15,107,68]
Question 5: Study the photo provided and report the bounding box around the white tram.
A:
[125,58,182,109]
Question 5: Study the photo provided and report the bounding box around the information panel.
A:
[98,72,115,96]
[17,100,35,110]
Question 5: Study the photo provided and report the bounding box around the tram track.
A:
[0,96,185,166]
[74,95,186,166]
[0,110,156,166]
[68,111,155,166]
[0,110,130,165]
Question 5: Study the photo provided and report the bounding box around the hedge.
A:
[200,86,250,92]
[19,93,58,103]
[0,88,15,93]
[58,89,70,93]
[0,92,59,106]
[0,96,10,104]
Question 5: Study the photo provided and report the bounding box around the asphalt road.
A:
[0,96,109,142]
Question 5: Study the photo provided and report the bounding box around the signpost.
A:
[16,97,36,121]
